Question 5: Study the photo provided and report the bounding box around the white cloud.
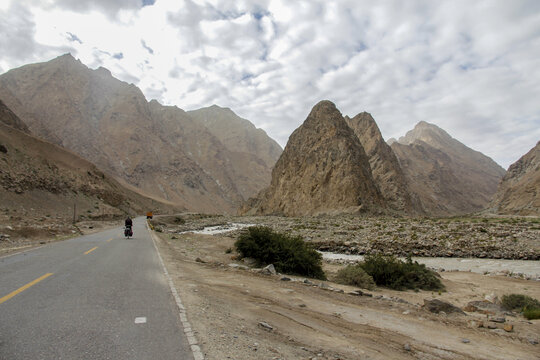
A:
[1,0,539,168]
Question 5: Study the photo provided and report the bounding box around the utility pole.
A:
[73,202,76,224]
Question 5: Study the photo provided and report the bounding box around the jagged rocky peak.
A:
[49,53,86,69]
[490,141,540,215]
[94,66,113,77]
[345,111,414,213]
[250,100,384,216]
[398,121,452,147]
[387,137,397,145]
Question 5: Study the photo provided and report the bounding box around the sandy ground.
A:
[154,230,540,360]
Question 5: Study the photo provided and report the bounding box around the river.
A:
[321,252,540,279]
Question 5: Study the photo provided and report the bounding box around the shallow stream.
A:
[179,223,254,235]
[321,252,540,279]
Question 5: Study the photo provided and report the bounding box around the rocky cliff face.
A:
[250,101,384,216]
[0,54,279,213]
[345,112,415,213]
[489,141,540,215]
[0,100,177,218]
[391,121,506,215]
[0,99,29,133]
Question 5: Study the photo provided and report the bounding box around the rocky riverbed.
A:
[150,214,540,260]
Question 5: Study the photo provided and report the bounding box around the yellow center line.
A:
[84,246,98,255]
[0,273,53,305]
[106,238,112,242]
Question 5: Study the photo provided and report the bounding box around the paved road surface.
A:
[0,217,193,359]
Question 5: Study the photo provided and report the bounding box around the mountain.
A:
[391,121,506,215]
[247,100,384,216]
[187,105,282,199]
[0,99,29,133]
[0,54,280,213]
[345,112,415,213]
[489,141,540,215]
[0,99,178,219]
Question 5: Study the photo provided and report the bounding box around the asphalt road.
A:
[0,217,194,360]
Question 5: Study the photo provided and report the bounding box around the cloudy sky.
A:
[1,0,539,168]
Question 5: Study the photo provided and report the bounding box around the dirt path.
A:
[154,231,540,360]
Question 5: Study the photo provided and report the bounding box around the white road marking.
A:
[135,317,147,324]
[147,221,204,360]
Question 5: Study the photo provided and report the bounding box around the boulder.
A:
[260,264,276,275]
[463,300,504,315]
[423,299,465,315]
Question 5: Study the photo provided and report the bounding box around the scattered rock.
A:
[484,293,499,304]
[228,263,249,270]
[467,320,484,328]
[303,279,314,285]
[463,301,504,315]
[528,338,538,345]
[280,276,291,281]
[503,324,513,332]
[242,257,257,266]
[423,299,465,315]
[195,257,205,263]
[461,338,470,344]
[260,264,277,275]
[490,317,506,323]
[258,322,273,331]
[403,343,411,351]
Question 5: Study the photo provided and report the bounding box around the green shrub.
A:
[523,308,540,320]
[234,226,326,280]
[501,294,540,311]
[359,254,444,291]
[334,265,375,290]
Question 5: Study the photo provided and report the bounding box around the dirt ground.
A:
[0,219,122,257]
[154,230,540,360]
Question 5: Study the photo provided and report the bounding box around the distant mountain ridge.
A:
[0,54,281,213]
[391,121,506,215]
[187,105,282,199]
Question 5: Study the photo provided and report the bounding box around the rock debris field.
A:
[154,214,540,261]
